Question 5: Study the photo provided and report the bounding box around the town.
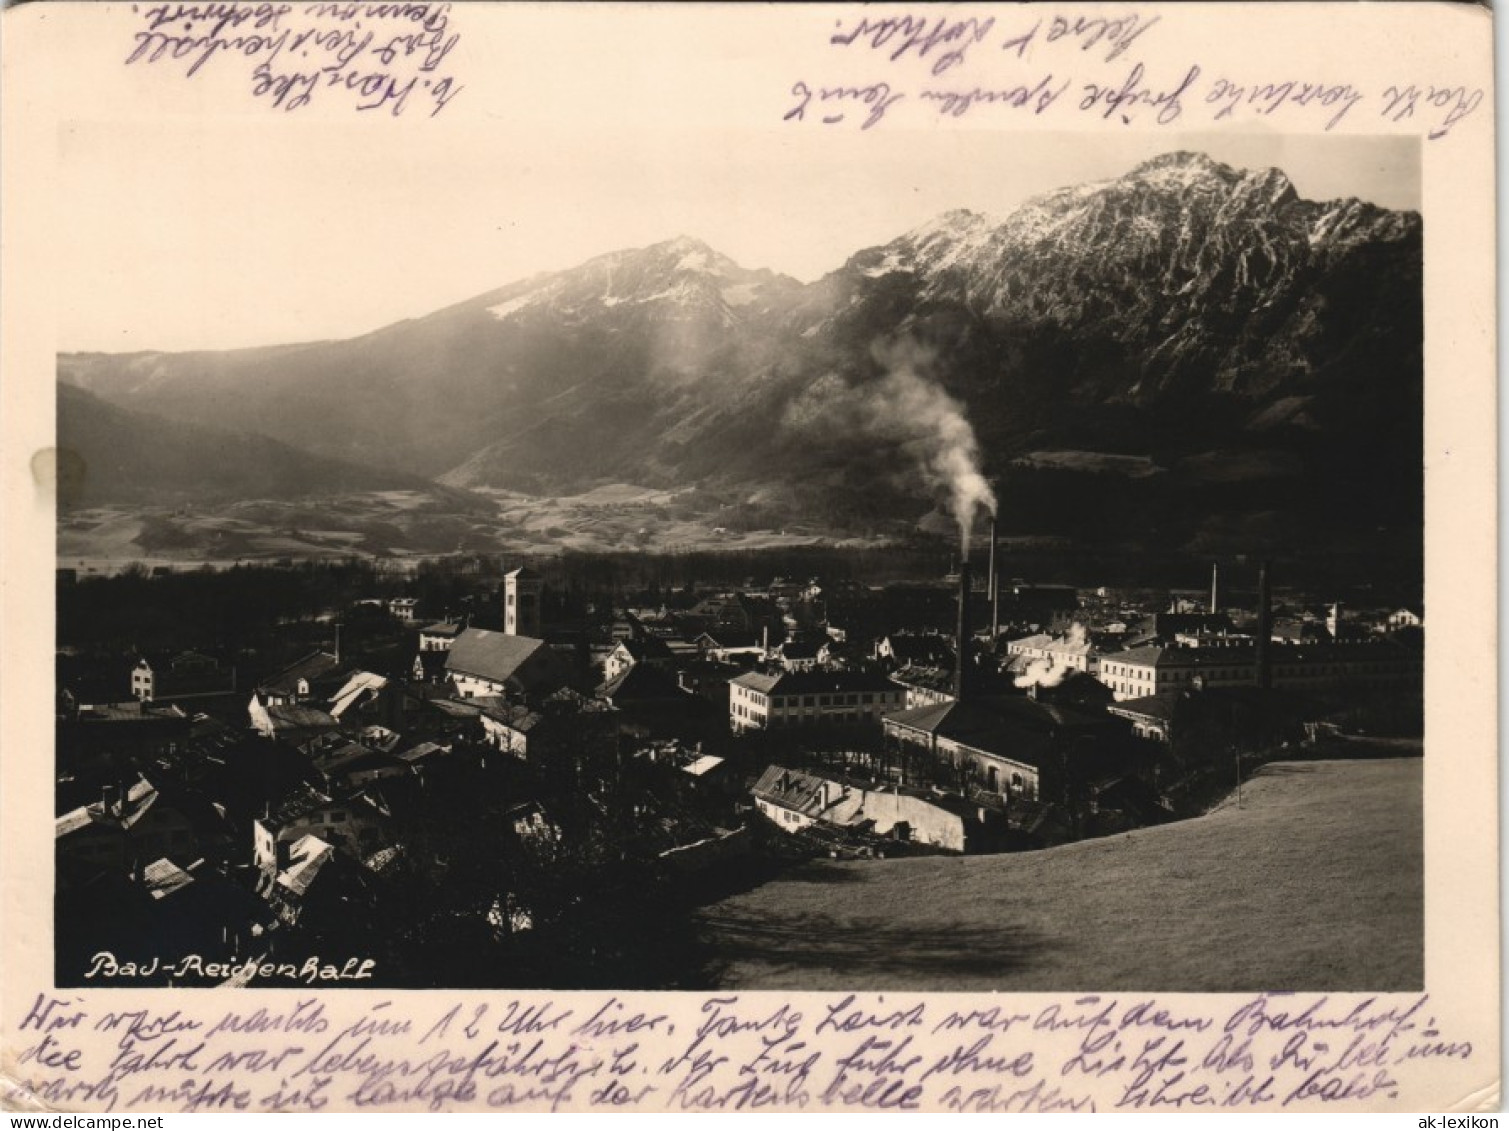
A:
[54,531,1422,989]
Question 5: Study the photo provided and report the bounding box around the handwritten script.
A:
[6,991,1474,1113]
[124,2,463,116]
[786,10,1484,139]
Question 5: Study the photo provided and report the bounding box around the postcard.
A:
[0,0,1497,1115]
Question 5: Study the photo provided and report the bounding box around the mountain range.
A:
[57,151,1422,564]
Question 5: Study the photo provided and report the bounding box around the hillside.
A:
[691,759,1422,992]
[58,151,1423,564]
[54,383,467,507]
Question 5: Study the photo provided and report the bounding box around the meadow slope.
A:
[693,759,1422,992]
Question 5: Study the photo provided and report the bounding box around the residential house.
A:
[418,620,465,652]
[247,696,341,741]
[751,765,1000,854]
[258,833,377,930]
[770,637,823,672]
[693,630,765,664]
[476,688,618,771]
[56,777,200,879]
[300,733,413,791]
[596,662,712,740]
[602,636,676,683]
[130,650,232,703]
[253,782,388,878]
[255,650,354,707]
[688,593,778,638]
[1388,607,1423,630]
[676,659,745,715]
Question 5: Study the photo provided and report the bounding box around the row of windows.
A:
[780,691,898,708]
[766,711,870,727]
[736,689,901,710]
[1106,661,1415,689]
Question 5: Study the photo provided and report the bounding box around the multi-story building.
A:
[1004,630,1098,675]
[728,670,905,733]
[418,620,464,653]
[1097,641,1422,702]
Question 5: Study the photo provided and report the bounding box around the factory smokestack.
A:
[1255,560,1272,689]
[988,515,1000,642]
[1209,562,1220,614]
[955,562,972,702]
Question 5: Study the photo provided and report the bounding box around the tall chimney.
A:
[955,562,971,701]
[1255,560,1272,689]
[989,515,1000,642]
[1209,562,1220,614]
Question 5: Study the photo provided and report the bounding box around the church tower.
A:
[504,566,543,637]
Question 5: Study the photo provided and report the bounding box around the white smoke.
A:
[1013,623,1088,690]
[780,337,997,550]
[869,339,997,552]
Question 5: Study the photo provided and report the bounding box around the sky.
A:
[55,124,1418,354]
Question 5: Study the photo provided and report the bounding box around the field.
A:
[56,484,863,570]
[692,759,1423,992]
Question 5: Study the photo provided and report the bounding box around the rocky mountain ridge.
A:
[58,151,1422,562]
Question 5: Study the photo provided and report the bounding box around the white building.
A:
[1387,607,1423,630]
[728,670,905,734]
[1004,630,1098,675]
[1097,642,1422,702]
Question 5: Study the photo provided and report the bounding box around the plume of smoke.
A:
[870,339,996,552]
[1013,622,1089,690]
[783,338,996,550]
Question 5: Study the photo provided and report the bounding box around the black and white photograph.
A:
[3,1,1496,1116]
[49,124,1426,992]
